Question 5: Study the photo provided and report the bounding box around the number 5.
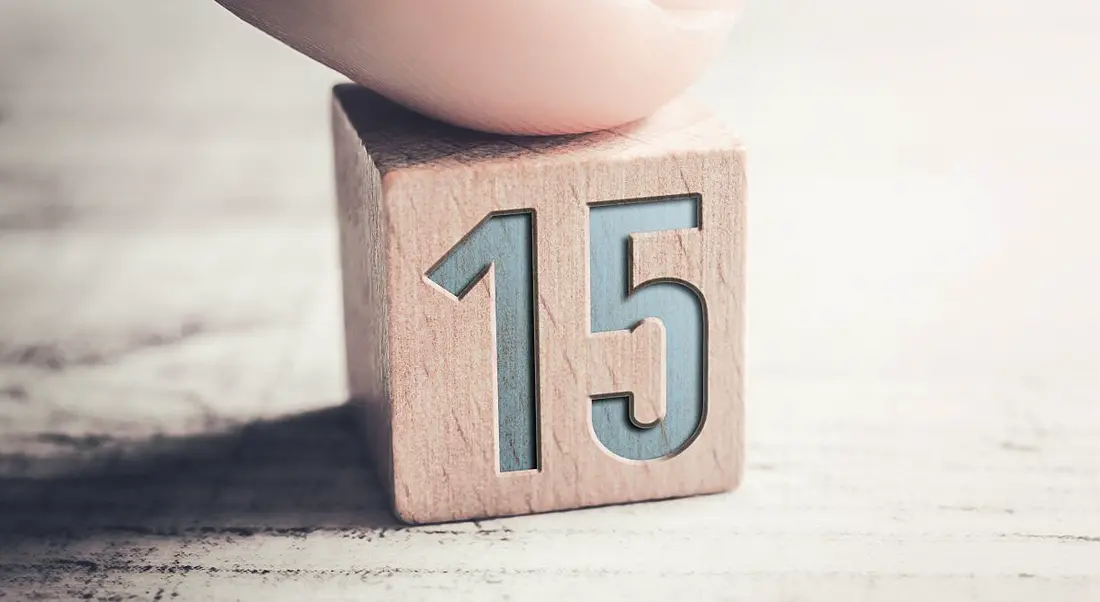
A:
[589,195,706,461]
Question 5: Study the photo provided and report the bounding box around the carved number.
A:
[428,212,537,473]
[428,196,706,472]
[589,196,706,460]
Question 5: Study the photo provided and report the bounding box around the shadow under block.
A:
[333,85,746,524]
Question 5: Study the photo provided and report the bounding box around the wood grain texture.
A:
[3,1,1100,600]
[587,317,667,428]
[334,85,746,523]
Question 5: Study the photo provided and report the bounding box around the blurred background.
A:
[1,1,1098,599]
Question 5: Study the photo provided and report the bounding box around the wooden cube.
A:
[333,85,746,524]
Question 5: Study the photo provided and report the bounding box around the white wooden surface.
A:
[1,1,1098,600]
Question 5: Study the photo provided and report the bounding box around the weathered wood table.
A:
[2,1,1098,600]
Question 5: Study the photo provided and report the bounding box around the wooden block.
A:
[333,85,746,524]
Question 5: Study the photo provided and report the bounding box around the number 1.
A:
[428,212,538,473]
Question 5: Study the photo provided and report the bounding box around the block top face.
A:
[333,84,742,177]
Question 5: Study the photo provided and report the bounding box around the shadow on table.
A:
[0,402,402,542]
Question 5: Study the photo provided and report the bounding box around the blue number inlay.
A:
[589,196,706,461]
[428,212,537,473]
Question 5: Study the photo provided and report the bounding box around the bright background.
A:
[1,1,1098,599]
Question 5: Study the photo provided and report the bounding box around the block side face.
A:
[332,92,396,500]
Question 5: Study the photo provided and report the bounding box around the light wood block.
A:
[333,85,746,524]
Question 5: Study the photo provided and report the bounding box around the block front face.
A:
[334,86,745,524]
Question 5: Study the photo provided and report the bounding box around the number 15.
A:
[429,195,706,473]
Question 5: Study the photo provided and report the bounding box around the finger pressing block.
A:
[215,0,745,135]
[333,85,746,524]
